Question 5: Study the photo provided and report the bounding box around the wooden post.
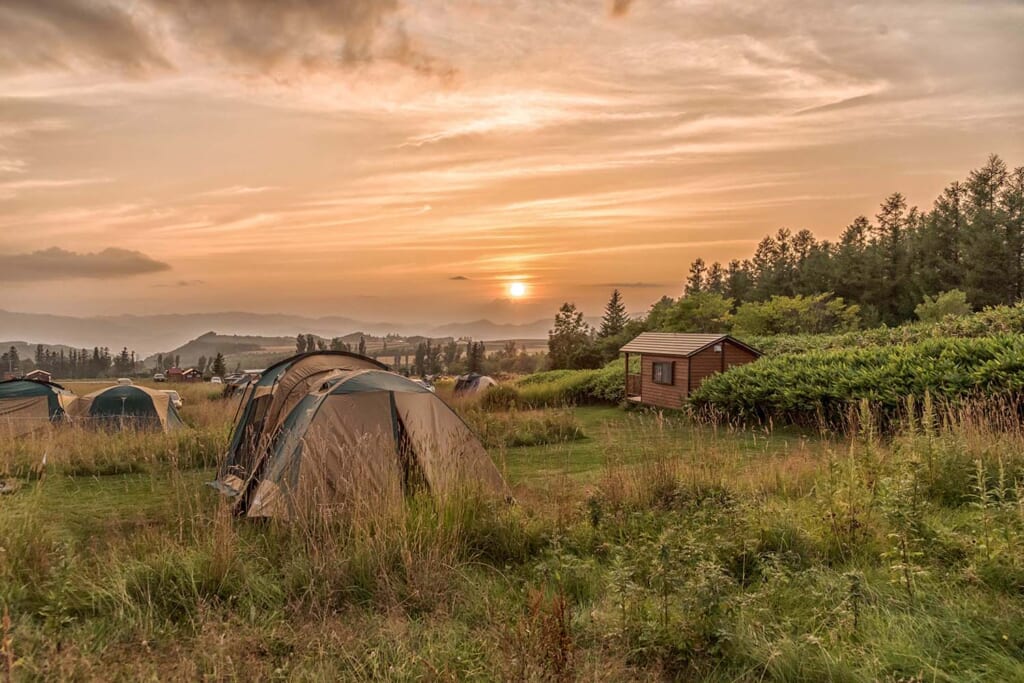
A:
[624,352,630,397]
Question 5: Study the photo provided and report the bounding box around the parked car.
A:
[162,390,183,409]
[210,376,223,384]
[153,373,166,382]
[117,377,133,385]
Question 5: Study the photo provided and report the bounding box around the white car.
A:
[117,377,133,385]
[412,378,436,393]
[210,376,223,384]
[153,373,166,382]
[162,390,183,409]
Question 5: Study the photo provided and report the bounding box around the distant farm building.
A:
[167,367,203,383]
[23,369,52,383]
[621,333,760,409]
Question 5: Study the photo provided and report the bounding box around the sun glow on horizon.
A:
[508,281,527,298]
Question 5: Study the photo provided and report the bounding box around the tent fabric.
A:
[453,374,498,396]
[393,392,506,495]
[248,392,404,517]
[72,384,183,431]
[218,351,506,519]
[223,351,386,483]
[0,379,75,436]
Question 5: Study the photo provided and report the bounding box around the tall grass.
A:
[1,388,1023,679]
[511,360,627,407]
[0,382,236,477]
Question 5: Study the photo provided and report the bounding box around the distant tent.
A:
[0,379,76,436]
[453,373,498,396]
[216,351,506,519]
[222,374,255,399]
[72,385,183,431]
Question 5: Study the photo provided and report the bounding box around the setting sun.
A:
[508,281,527,298]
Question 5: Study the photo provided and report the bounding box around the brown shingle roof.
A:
[620,333,759,357]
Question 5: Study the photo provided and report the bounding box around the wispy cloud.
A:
[0,176,111,199]
[0,0,449,79]
[591,282,667,289]
[0,0,1021,320]
[195,185,279,197]
[153,279,205,288]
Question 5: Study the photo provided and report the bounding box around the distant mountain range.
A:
[144,331,555,371]
[0,309,563,356]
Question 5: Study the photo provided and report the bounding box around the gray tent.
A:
[217,351,506,519]
[453,373,498,396]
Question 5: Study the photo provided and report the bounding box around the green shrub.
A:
[743,303,1024,357]
[732,293,860,336]
[514,360,626,407]
[915,289,972,323]
[691,334,1024,426]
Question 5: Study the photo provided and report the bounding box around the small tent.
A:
[216,351,506,519]
[72,384,183,431]
[0,379,76,436]
[453,373,498,396]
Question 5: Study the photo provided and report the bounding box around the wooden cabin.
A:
[621,333,760,409]
[23,369,53,383]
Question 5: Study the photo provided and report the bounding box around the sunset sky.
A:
[2,0,1022,325]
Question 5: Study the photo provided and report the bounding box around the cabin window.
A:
[652,361,674,385]
[714,343,723,352]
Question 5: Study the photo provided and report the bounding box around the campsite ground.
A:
[2,385,1023,680]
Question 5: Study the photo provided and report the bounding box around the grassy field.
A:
[2,383,1023,680]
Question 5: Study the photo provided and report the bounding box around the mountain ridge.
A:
[0,309,559,356]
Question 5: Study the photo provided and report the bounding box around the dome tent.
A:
[453,373,498,396]
[72,384,183,431]
[216,351,506,519]
[0,379,76,436]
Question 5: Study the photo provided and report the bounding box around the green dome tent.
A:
[72,384,183,431]
[216,351,506,519]
[0,379,76,437]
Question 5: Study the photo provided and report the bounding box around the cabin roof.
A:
[619,332,760,358]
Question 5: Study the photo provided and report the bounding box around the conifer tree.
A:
[599,289,628,338]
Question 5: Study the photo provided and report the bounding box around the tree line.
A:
[547,154,1023,369]
[2,345,136,379]
[683,154,1023,326]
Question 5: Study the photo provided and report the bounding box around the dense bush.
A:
[691,334,1024,425]
[915,289,972,322]
[513,360,626,406]
[731,293,860,336]
[743,303,1024,357]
